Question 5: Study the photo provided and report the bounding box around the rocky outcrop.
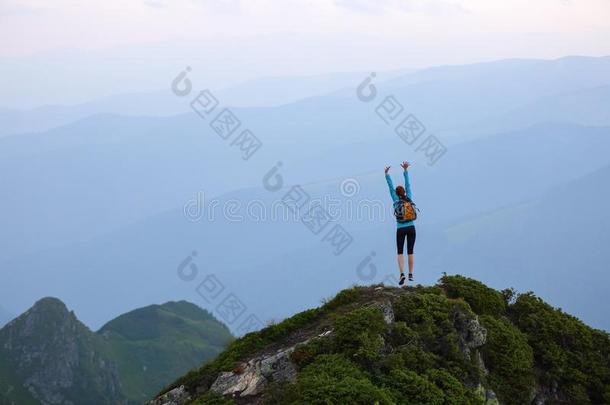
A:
[203,329,333,402]
[148,385,191,405]
[453,309,487,358]
[211,346,296,397]
[377,301,395,324]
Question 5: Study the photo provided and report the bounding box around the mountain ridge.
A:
[0,297,233,404]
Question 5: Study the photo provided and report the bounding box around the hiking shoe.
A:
[408,273,414,282]
[399,273,405,286]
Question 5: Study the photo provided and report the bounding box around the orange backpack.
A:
[393,197,418,222]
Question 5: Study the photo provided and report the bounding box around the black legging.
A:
[396,226,416,255]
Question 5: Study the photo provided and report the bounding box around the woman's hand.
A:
[401,161,410,171]
[385,166,391,174]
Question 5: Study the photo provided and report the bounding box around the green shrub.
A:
[333,306,386,349]
[333,306,386,368]
[382,369,445,405]
[322,287,362,310]
[509,292,610,404]
[293,354,393,404]
[393,293,463,363]
[396,345,440,374]
[291,336,333,369]
[425,369,482,405]
[386,321,418,347]
[190,391,234,404]
[440,275,506,316]
[480,315,534,405]
[260,381,298,405]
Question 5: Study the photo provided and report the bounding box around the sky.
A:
[1,0,609,107]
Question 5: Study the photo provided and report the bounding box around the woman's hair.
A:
[396,185,406,199]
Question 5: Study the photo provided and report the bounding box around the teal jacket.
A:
[386,171,415,229]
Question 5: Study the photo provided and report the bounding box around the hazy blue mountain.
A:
[2,56,609,258]
[385,55,610,91]
[457,84,610,136]
[0,69,412,138]
[0,112,268,259]
[0,298,232,404]
[2,56,609,141]
[211,69,414,108]
[0,92,186,138]
[292,55,610,141]
[426,163,610,330]
[2,82,609,261]
[2,123,610,333]
[2,56,610,335]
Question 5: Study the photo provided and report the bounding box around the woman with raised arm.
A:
[385,162,416,285]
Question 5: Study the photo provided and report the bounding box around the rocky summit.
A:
[153,275,610,405]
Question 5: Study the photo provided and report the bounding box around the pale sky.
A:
[1,0,609,107]
[1,0,609,57]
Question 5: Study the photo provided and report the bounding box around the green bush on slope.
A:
[392,290,481,383]
[333,306,387,368]
[479,315,534,404]
[289,354,394,405]
[509,292,610,404]
[440,274,507,317]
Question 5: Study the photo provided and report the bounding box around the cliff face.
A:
[155,275,610,405]
[0,297,124,405]
[0,299,233,405]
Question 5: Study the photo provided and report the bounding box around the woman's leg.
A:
[406,226,416,275]
[396,228,407,274]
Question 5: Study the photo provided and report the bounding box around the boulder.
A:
[148,385,190,405]
[210,346,297,398]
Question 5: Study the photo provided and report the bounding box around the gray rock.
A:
[211,366,266,397]
[454,311,487,358]
[260,349,298,382]
[210,346,298,398]
[148,385,191,405]
[318,330,332,338]
[379,302,395,324]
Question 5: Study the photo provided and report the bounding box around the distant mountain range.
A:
[1,55,610,336]
[0,298,232,404]
[0,69,413,138]
[1,56,609,139]
[2,122,610,332]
